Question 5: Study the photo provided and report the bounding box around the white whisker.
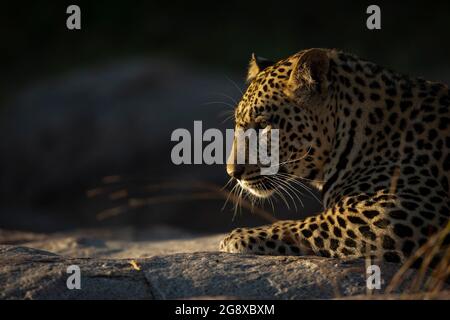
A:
[276,173,323,206]
[201,101,236,109]
[269,175,304,209]
[208,92,239,105]
[225,76,244,96]
[266,179,291,210]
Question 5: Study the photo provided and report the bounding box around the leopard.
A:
[220,48,450,266]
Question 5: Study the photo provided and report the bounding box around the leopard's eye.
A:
[254,118,269,130]
[254,122,265,130]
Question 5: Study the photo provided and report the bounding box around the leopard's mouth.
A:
[238,178,275,198]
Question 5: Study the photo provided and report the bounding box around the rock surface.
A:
[0,228,446,300]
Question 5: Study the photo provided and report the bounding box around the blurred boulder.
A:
[0,58,322,233]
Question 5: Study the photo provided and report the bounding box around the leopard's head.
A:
[227,48,335,198]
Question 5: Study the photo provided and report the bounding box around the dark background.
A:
[0,1,449,235]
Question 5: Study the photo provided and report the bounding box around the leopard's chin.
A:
[238,179,275,198]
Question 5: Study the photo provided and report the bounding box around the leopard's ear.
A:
[247,53,274,82]
[285,48,330,103]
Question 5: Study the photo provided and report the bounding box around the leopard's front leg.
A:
[220,219,317,256]
[220,207,391,259]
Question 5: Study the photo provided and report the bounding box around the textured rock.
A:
[1,229,443,300]
[0,245,152,299]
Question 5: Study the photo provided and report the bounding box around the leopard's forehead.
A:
[235,57,297,126]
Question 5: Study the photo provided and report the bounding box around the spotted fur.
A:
[220,48,450,264]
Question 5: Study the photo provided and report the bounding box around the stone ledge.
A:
[1,235,439,300]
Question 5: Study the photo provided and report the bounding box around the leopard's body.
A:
[220,48,450,264]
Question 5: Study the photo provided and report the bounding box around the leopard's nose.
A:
[227,164,245,180]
